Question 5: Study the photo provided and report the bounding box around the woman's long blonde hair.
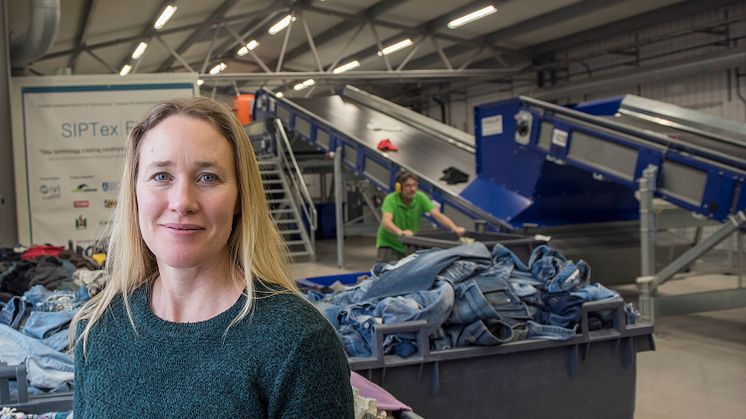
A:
[71,96,295,351]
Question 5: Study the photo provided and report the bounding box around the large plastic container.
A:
[347,299,655,419]
[0,363,72,413]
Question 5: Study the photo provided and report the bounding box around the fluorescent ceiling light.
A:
[237,40,259,56]
[197,79,204,86]
[276,92,284,98]
[209,62,227,75]
[377,39,413,56]
[447,5,497,29]
[131,42,148,59]
[332,60,360,74]
[293,79,315,91]
[268,15,296,35]
[154,5,177,30]
[119,64,132,77]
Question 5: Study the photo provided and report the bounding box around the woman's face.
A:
[136,115,238,269]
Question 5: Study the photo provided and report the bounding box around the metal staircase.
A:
[251,119,317,261]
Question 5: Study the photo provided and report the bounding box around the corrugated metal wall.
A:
[435,1,746,134]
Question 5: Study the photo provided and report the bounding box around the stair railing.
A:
[272,118,318,242]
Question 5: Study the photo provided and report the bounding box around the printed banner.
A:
[20,83,195,246]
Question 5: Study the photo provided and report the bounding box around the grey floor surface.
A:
[292,237,746,419]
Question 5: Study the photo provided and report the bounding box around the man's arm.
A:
[428,207,466,236]
[381,211,414,237]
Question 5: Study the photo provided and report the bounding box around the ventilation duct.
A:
[10,0,60,70]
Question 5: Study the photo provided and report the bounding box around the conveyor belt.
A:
[289,96,476,196]
[611,114,746,170]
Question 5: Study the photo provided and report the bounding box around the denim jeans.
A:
[525,320,577,340]
[361,242,491,301]
[0,296,30,328]
[0,323,74,391]
[22,310,76,340]
[24,285,89,310]
[448,272,531,327]
[332,282,455,357]
[438,260,490,285]
[446,318,519,347]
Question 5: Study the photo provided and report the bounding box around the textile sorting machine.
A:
[253,87,746,321]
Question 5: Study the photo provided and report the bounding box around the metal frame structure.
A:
[26,0,743,101]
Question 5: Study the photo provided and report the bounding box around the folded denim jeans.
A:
[361,243,491,301]
[446,318,517,347]
[449,273,531,326]
[0,296,30,328]
[525,320,577,341]
[0,323,74,390]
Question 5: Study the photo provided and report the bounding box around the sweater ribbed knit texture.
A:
[73,284,354,418]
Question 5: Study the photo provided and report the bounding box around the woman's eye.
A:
[153,172,170,182]
[199,173,218,183]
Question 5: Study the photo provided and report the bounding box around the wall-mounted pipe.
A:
[10,0,60,70]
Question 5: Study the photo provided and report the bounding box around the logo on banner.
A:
[75,215,88,230]
[73,200,90,208]
[73,184,98,193]
[39,184,61,200]
[104,199,118,208]
[102,181,120,192]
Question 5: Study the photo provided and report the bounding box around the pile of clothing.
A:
[0,245,108,397]
[306,242,639,358]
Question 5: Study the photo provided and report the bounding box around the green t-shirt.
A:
[376,190,435,253]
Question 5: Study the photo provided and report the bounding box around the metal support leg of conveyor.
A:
[638,211,746,322]
[639,165,657,278]
[359,184,382,224]
[334,147,345,268]
[637,165,658,324]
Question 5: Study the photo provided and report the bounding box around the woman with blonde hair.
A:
[71,96,353,417]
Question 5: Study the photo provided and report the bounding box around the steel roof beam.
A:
[67,0,99,72]
[155,0,241,72]
[276,0,403,66]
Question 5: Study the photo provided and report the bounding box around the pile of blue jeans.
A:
[306,243,639,358]
[0,285,90,394]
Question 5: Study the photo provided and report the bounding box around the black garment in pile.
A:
[440,166,469,184]
[0,260,37,302]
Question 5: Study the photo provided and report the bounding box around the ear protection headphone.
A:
[394,171,414,194]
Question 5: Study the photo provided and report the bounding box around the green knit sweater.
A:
[73,284,354,418]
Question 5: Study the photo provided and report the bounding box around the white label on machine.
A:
[481,115,503,136]
[551,128,569,147]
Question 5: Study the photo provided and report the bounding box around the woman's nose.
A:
[168,180,198,215]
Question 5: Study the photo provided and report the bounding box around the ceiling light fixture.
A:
[119,64,132,77]
[268,15,296,35]
[209,62,227,75]
[197,79,205,86]
[237,40,260,56]
[293,79,315,91]
[447,5,497,29]
[131,42,148,59]
[154,5,177,30]
[377,39,413,56]
[332,60,360,74]
[276,92,284,98]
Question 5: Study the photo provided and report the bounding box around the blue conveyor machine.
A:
[253,86,746,229]
[470,95,746,226]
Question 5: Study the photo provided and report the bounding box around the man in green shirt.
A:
[376,171,466,262]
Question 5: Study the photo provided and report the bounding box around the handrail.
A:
[273,118,318,231]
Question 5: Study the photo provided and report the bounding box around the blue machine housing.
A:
[466,98,639,227]
[469,95,746,227]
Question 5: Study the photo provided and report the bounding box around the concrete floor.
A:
[292,237,746,419]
